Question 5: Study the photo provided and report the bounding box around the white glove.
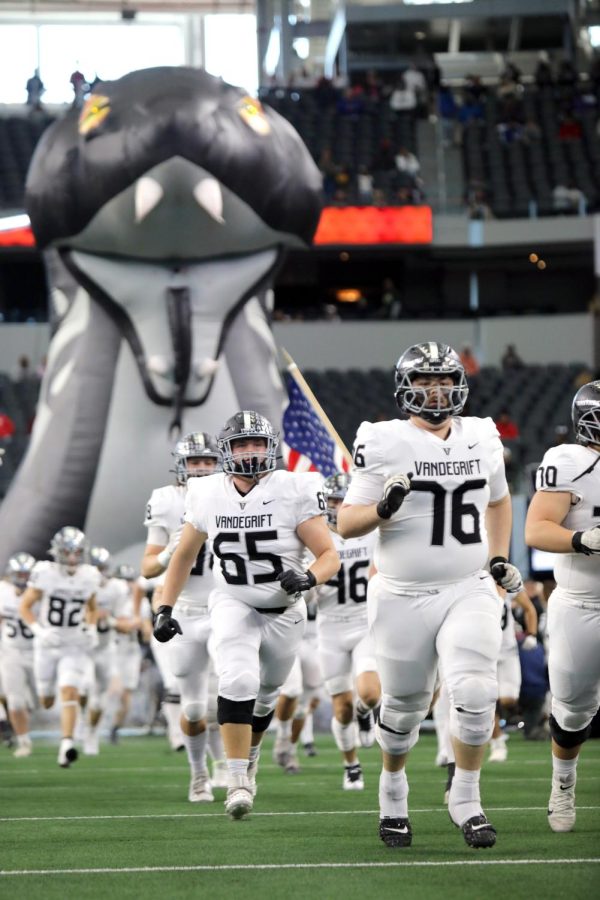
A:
[81,626,99,651]
[32,624,62,648]
[157,525,183,568]
[489,557,523,593]
[521,634,537,651]
[377,473,412,520]
[572,525,600,555]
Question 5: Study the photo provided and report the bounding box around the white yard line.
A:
[1,805,598,823]
[1,859,599,876]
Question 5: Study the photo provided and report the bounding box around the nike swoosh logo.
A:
[263,500,276,505]
[293,619,302,624]
[559,784,573,791]
[479,574,489,579]
[468,443,479,450]
[382,827,409,834]
[470,823,491,831]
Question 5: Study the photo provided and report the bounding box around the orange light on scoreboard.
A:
[313,206,433,245]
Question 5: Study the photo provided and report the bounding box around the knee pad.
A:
[217,695,254,726]
[254,686,280,719]
[182,700,207,723]
[376,722,419,756]
[549,713,592,749]
[449,673,496,746]
[325,674,353,696]
[252,710,275,733]
[379,695,428,736]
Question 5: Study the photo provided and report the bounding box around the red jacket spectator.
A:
[0,413,16,439]
[496,410,520,441]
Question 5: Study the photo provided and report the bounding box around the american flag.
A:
[281,372,350,477]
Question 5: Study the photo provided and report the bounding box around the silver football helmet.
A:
[5,552,36,589]
[394,341,468,424]
[90,546,111,575]
[172,431,221,485]
[572,380,600,447]
[115,563,136,582]
[218,410,279,478]
[49,526,88,570]
[323,472,351,528]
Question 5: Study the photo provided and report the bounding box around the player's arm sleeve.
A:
[184,481,208,533]
[534,446,582,499]
[344,421,386,505]
[296,472,326,525]
[484,418,510,502]
[27,561,50,592]
[143,490,170,544]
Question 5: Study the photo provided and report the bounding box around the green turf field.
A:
[1,732,598,899]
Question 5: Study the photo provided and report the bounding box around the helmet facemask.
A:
[172,432,221,485]
[572,381,600,447]
[90,546,111,577]
[49,526,88,573]
[218,412,279,480]
[5,552,36,590]
[394,343,468,424]
[323,473,351,528]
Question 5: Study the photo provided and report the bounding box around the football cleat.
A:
[284,747,301,774]
[444,762,455,805]
[58,738,78,768]
[356,708,376,748]
[272,736,291,768]
[453,813,497,848]
[109,725,120,745]
[83,729,100,756]
[13,738,33,758]
[211,759,228,789]
[488,735,508,763]
[379,816,413,848]
[303,741,317,757]
[225,775,253,819]
[343,763,364,791]
[247,758,259,797]
[548,779,576,832]
[188,772,214,803]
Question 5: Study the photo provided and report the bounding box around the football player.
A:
[143,432,221,802]
[158,410,340,819]
[83,547,133,755]
[338,342,521,849]
[0,553,37,756]
[19,527,100,767]
[315,472,380,790]
[525,379,600,833]
[488,587,538,763]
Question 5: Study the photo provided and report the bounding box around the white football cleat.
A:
[548,779,576,832]
[284,747,301,774]
[343,763,364,791]
[58,738,78,768]
[188,772,214,803]
[488,736,508,763]
[272,735,291,768]
[210,759,228,789]
[247,757,259,797]
[83,729,100,756]
[225,774,253,819]
[13,738,33,758]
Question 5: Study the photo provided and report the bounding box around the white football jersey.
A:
[144,483,215,608]
[535,443,600,602]
[28,561,101,645]
[345,417,508,591]
[95,577,130,649]
[317,531,376,619]
[0,580,35,650]
[185,470,325,609]
[500,591,518,654]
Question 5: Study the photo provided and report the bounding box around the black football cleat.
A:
[379,816,412,848]
[455,813,497,849]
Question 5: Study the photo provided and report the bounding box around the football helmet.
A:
[218,410,279,478]
[572,380,600,447]
[90,546,111,574]
[49,526,88,570]
[323,472,351,527]
[115,563,136,581]
[172,432,221,485]
[394,341,468,424]
[5,552,36,589]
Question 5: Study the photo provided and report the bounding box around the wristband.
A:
[156,549,172,569]
[376,499,393,520]
[30,622,43,638]
[571,531,585,554]
[156,604,173,617]
[305,570,317,589]
[489,556,508,569]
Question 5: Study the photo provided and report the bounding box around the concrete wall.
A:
[0,312,593,375]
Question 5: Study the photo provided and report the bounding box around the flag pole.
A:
[281,347,353,469]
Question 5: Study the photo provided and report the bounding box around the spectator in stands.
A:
[497,73,520,100]
[535,53,554,88]
[394,146,420,177]
[438,84,458,147]
[558,115,583,142]
[495,409,520,441]
[25,69,45,108]
[70,67,89,108]
[557,59,578,88]
[314,76,338,109]
[319,147,337,201]
[458,93,484,126]
[0,412,16,442]
[364,69,382,102]
[337,87,363,117]
[372,188,387,207]
[518,640,549,741]
[497,120,523,144]
[502,61,522,85]
[468,189,493,221]
[464,74,487,102]
[459,344,480,375]
[552,424,570,446]
[402,63,427,114]
[501,344,524,369]
[379,277,403,319]
[522,118,542,145]
[389,76,417,114]
[552,181,585,214]
[14,355,33,382]
[357,166,373,204]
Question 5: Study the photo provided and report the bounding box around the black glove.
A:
[377,473,412,520]
[277,569,317,595]
[153,605,183,643]
[489,557,523,593]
